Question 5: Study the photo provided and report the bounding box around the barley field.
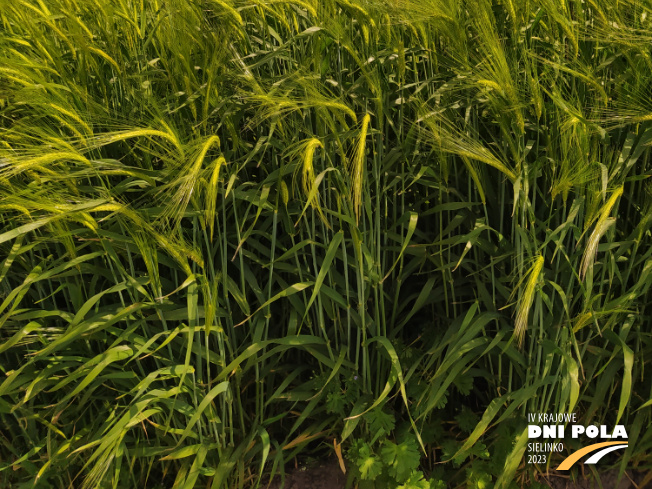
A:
[1,0,651,488]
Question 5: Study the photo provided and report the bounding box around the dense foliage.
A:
[1,0,652,487]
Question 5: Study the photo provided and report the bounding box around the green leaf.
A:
[380,436,420,483]
[357,444,382,481]
[397,470,430,489]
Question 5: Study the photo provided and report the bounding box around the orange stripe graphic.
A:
[556,442,628,470]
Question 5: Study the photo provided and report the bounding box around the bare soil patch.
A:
[266,458,346,489]
[265,459,646,489]
[540,468,645,489]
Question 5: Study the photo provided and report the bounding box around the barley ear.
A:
[302,137,324,212]
[514,255,545,347]
[349,113,370,223]
[205,156,226,241]
[580,186,624,280]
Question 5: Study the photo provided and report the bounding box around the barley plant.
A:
[1,0,652,488]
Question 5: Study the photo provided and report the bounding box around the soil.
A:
[265,461,646,489]
[538,469,646,489]
[266,458,346,489]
